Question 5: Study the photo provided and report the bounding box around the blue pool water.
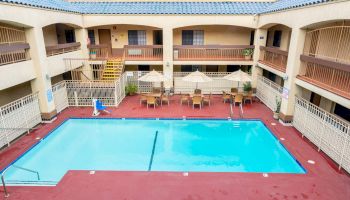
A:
[3,119,305,185]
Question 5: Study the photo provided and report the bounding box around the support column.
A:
[162,27,174,89]
[26,27,56,120]
[75,28,93,80]
[280,28,306,123]
[75,28,89,58]
[252,28,267,88]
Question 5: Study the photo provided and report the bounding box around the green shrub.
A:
[125,84,138,95]
[242,48,254,56]
[243,82,252,92]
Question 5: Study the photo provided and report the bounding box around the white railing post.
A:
[317,112,327,151]
[74,91,78,106]
[114,80,118,107]
[0,110,10,147]
[21,98,29,135]
[119,75,123,104]
[90,82,92,105]
[338,126,349,171]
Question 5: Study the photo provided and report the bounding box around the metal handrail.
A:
[239,103,244,119]
[229,96,234,118]
[1,165,40,198]
[1,167,10,198]
[12,165,40,180]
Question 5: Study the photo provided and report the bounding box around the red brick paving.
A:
[1,95,350,200]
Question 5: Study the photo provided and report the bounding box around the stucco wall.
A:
[0,60,37,90]
[173,25,253,45]
[43,24,58,46]
[0,82,32,106]
[266,24,291,51]
[89,25,159,48]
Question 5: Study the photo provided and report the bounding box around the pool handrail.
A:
[1,167,10,198]
[239,103,244,119]
[12,165,40,180]
[1,165,40,198]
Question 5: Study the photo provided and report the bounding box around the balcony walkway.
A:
[0,95,349,200]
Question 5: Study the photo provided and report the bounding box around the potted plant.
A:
[125,84,138,96]
[274,97,282,120]
[243,82,252,94]
[242,48,253,60]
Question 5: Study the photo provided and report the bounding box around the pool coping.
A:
[1,117,307,185]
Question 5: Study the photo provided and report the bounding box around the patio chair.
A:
[161,94,170,106]
[194,89,202,94]
[146,96,157,109]
[203,93,212,106]
[152,87,161,94]
[234,94,243,107]
[192,96,202,109]
[231,88,238,93]
[180,93,190,106]
[222,91,231,103]
[244,91,253,104]
[139,93,148,105]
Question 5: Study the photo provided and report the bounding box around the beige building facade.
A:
[0,0,349,122]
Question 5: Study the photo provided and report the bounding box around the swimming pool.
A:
[2,118,305,185]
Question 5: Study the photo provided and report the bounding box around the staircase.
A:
[101,58,124,81]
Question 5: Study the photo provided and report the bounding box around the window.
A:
[182,30,204,45]
[334,104,350,122]
[273,30,282,47]
[193,30,204,45]
[88,30,95,45]
[138,65,150,71]
[250,30,255,45]
[181,65,202,72]
[128,30,146,45]
[153,30,163,45]
[181,65,192,72]
[65,30,75,43]
[182,30,193,45]
[192,65,202,71]
[227,65,240,72]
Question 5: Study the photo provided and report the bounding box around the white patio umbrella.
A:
[138,70,168,91]
[182,70,213,89]
[138,70,168,83]
[223,69,252,89]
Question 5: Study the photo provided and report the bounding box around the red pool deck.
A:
[1,95,350,200]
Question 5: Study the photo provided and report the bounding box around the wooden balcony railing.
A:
[259,46,288,72]
[0,43,30,66]
[303,26,350,65]
[124,45,163,61]
[46,42,81,57]
[173,45,254,61]
[0,26,26,45]
[298,55,350,99]
[88,44,111,60]
[0,26,30,65]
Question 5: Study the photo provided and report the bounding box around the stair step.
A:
[101,58,124,81]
